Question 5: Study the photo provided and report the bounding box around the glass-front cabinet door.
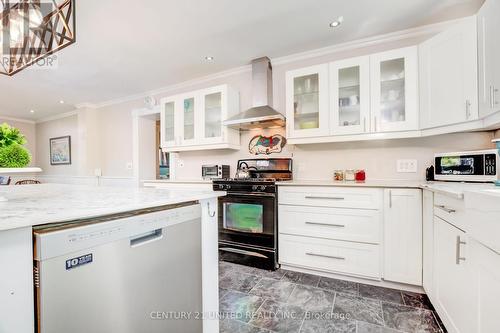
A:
[330,56,370,135]
[180,93,197,145]
[286,64,329,138]
[160,96,178,148]
[370,46,418,133]
[200,85,226,144]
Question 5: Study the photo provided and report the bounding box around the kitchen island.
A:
[0,184,223,333]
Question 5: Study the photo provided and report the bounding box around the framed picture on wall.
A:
[50,136,71,165]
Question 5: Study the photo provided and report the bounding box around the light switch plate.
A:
[126,162,133,170]
[397,159,418,173]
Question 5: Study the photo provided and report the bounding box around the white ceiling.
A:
[0,0,483,120]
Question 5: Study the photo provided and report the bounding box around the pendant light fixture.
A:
[0,0,75,76]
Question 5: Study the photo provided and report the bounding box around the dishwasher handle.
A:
[130,229,163,247]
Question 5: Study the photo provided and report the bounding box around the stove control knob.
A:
[218,184,224,190]
[259,185,266,191]
[252,185,258,191]
[225,185,232,190]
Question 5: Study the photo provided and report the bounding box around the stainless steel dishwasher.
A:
[33,202,203,333]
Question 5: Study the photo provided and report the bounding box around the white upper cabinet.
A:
[383,189,422,286]
[200,85,229,145]
[419,17,478,128]
[160,96,178,149]
[330,56,371,135]
[370,46,419,133]
[478,0,500,118]
[179,92,198,146]
[160,84,240,152]
[286,64,330,139]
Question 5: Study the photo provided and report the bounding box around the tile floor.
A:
[218,261,446,333]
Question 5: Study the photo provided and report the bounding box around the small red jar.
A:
[355,170,366,182]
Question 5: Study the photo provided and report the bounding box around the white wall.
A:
[33,27,499,183]
[172,129,495,181]
[35,114,78,175]
[0,117,36,166]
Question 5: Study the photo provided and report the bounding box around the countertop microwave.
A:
[202,164,230,180]
[434,149,499,182]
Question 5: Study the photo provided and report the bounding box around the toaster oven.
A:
[202,164,230,180]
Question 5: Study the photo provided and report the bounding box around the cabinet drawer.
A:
[279,205,381,244]
[434,193,467,230]
[278,186,383,210]
[279,234,381,279]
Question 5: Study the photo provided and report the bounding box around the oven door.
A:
[218,193,276,249]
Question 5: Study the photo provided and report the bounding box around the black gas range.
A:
[213,158,292,271]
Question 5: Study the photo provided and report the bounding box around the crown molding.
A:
[89,64,252,109]
[35,110,78,124]
[0,115,36,124]
[74,16,468,110]
[74,102,98,109]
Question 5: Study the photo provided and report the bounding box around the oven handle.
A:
[222,192,276,198]
[220,247,269,259]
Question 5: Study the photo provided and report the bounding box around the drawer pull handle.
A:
[306,252,346,260]
[456,236,466,265]
[305,222,345,228]
[305,195,345,200]
[435,205,456,214]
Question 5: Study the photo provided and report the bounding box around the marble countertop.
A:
[277,179,424,188]
[0,184,224,231]
[277,179,499,199]
[142,179,212,184]
[421,182,497,199]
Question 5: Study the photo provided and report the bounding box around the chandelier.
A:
[0,0,75,76]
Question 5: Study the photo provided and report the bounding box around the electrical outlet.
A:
[177,159,185,168]
[397,159,418,173]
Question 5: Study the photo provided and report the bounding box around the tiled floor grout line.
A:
[379,299,386,327]
[284,283,298,303]
[220,262,445,333]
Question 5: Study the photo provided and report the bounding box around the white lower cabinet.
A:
[470,239,500,332]
[279,205,381,244]
[280,234,381,279]
[383,189,422,285]
[433,216,478,333]
[422,190,434,295]
[278,186,422,285]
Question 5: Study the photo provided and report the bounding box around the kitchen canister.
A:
[345,169,356,181]
[334,170,344,181]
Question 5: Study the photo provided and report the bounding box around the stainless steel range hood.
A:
[224,57,285,130]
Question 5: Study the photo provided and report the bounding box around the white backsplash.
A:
[174,130,496,181]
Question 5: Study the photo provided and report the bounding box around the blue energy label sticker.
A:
[66,254,93,270]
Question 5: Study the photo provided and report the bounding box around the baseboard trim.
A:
[280,264,424,293]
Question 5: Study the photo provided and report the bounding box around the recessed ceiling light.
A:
[329,16,344,28]
[204,56,214,62]
[59,100,65,104]
[30,110,35,113]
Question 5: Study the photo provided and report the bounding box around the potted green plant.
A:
[0,123,32,168]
